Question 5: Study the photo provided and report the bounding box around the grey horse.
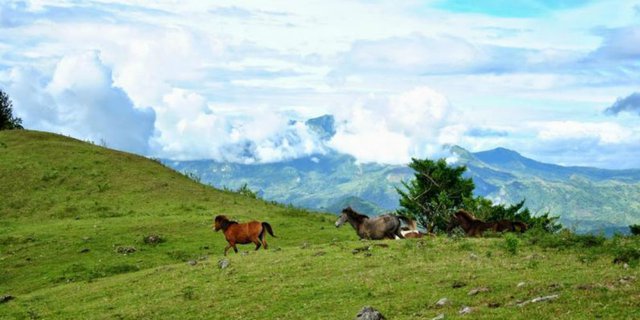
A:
[335,207,409,240]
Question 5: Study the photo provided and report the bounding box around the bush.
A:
[504,233,519,255]
[629,224,640,236]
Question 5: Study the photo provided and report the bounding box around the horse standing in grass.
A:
[335,207,409,240]
[213,215,276,256]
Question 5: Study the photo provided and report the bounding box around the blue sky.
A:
[1,0,639,168]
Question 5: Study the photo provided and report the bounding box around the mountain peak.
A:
[305,115,336,140]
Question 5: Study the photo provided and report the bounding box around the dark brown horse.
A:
[448,210,527,237]
[335,207,409,240]
[213,215,276,256]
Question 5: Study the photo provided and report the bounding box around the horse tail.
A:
[262,222,276,238]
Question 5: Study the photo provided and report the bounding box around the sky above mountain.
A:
[1,0,639,168]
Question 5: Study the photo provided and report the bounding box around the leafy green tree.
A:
[397,158,474,233]
[630,224,640,236]
[0,89,23,130]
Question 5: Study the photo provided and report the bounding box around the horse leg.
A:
[254,240,262,251]
[224,243,233,256]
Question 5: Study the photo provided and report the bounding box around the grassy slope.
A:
[1,130,639,319]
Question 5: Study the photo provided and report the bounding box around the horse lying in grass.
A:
[449,209,528,237]
[213,215,276,256]
[400,219,432,238]
[335,207,410,240]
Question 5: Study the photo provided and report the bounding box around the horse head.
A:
[213,215,231,232]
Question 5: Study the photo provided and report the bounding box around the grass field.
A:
[1,130,639,319]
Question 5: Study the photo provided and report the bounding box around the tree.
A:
[0,89,23,130]
[397,158,475,233]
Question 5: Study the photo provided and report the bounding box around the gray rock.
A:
[458,306,472,315]
[187,260,197,266]
[468,287,489,296]
[435,298,449,307]
[218,259,230,269]
[517,282,526,288]
[432,314,445,320]
[0,295,14,304]
[355,306,385,320]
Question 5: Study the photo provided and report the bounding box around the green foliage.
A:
[503,233,519,255]
[236,183,259,199]
[0,89,23,130]
[629,224,640,236]
[397,158,474,232]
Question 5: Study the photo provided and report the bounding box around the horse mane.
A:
[215,215,238,230]
[342,206,369,223]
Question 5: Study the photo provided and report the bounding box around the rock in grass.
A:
[218,259,230,269]
[517,282,526,288]
[531,295,559,303]
[432,313,445,320]
[468,287,490,296]
[355,306,385,320]
[458,306,472,315]
[187,260,197,266]
[435,298,449,307]
[0,295,14,304]
[115,246,136,254]
[143,234,164,245]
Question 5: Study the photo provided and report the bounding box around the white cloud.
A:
[329,87,461,164]
[7,51,155,154]
[534,121,633,144]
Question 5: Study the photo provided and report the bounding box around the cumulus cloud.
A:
[8,51,156,154]
[328,87,463,164]
[604,92,640,116]
[149,88,327,163]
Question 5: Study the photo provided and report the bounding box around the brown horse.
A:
[335,207,409,240]
[449,210,527,237]
[213,215,276,256]
[400,219,432,238]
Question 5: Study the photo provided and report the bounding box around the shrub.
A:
[629,224,640,236]
[504,233,519,255]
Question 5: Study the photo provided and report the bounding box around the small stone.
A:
[623,263,629,269]
[469,253,478,260]
[468,287,489,296]
[432,314,445,320]
[458,306,472,315]
[187,260,197,266]
[218,259,230,269]
[0,295,14,304]
[115,246,136,254]
[355,306,386,320]
[435,298,449,307]
[530,294,559,303]
[517,282,526,288]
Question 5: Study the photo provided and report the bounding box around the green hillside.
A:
[1,130,639,319]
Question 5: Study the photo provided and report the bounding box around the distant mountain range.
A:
[165,144,640,234]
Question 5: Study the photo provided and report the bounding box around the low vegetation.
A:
[1,130,639,319]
